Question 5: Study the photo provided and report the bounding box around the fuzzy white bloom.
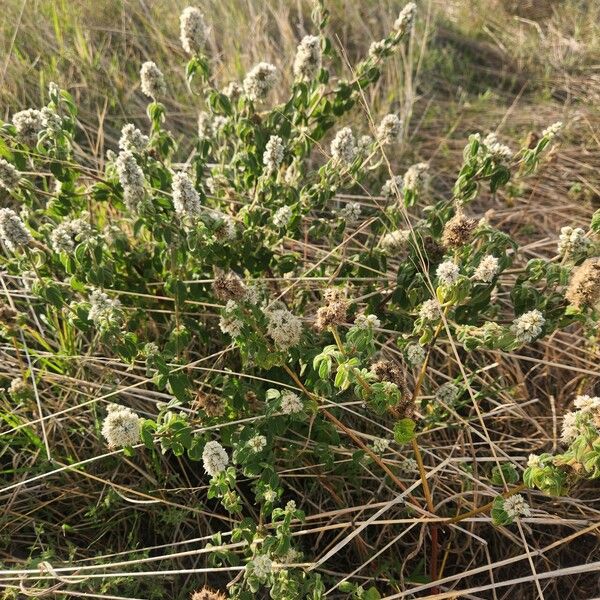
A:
[263,135,285,173]
[399,457,418,472]
[12,109,44,145]
[88,288,122,328]
[330,127,357,164]
[527,454,541,468]
[436,382,459,404]
[381,175,404,200]
[202,440,229,477]
[50,218,92,253]
[503,494,531,520]
[339,201,361,224]
[263,487,278,503]
[140,61,166,99]
[419,299,440,321]
[213,115,227,132]
[0,158,21,191]
[406,344,426,368]
[219,300,243,337]
[280,390,303,414]
[0,208,33,251]
[273,206,293,228]
[293,35,322,80]
[40,107,62,133]
[172,172,202,217]
[483,133,513,161]
[557,226,589,259]
[180,6,208,55]
[574,394,600,413]
[403,162,429,193]
[358,135,373,152]
[381,229,410,252]
[511,310,545,343]
[354,313,381,329]
[101,404,141,448]
[436,260,460,286]
[248,434,267,452]
[369,40,387,59]
[394,2,417,34]
[473,254,499,282]
[223,81,243,102]
[377,114,402,145]
[250,554,273,579]
[560,411,580,443]
[115,150,145,211]
[118,124,149,153]
[265,306,303,349]
[542,121,562,139]
[372,438,390,454]
[243,62,277,102]
[197,111,214,140]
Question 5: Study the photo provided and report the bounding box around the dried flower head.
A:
[265,306,303,350]
[0,158,21,191]
[118,124,149,153]
[140,61,166,99]
[314,288,348,331]
[191,586,226,600]
[172,171,202,217]
[194,390,225,418]
[212,271,247,302]
[371,359,409,397]
[442,212,477,248]
[330,127,357,164]
[377,114,402,145]
[511,310,545,343]
[243,62,277,102]
[565,258,600,309]
[263,135,285,173]
[436,260,460,286]
[101,404,141,448]
[12,109,44,145]
[473,254,500,282]
[202,440,229,477]
[293,35,322,80]
[0,208,33,251]
[180,6,209,55]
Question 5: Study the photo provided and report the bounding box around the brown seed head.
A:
[565,258,600,309]
[191,587,227,600]
[314,288,348,332]
[212,270,247,302]
[442,212,477,248]
[194,390,225,418]
[370,359,414,417]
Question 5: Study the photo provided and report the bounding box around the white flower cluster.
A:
[293,35,322,80]
[219,300,243,337]
[115,150,145,211]
[50,217,92,253]
[419,299,440,321]
[436,260,460,286]
[511,309,545,343]
[263,135,285,173]
[354,313,381,329]
[248,434,267,452]
[542,121,563,139]
[381,175,403,200]
[88,288,122,329]
[436,382,460,404]
[180,6,208,55]
[118,124,149,153]
[172,171,202,217]
[0,208,33,251]
[339,201,361,224]
[273,205,292,228]
[381,229,410,252]
[140,61,166,99]
[483,133,513,162]
[197,111,214,140]
[406,343,426,368]
[249,554,273,580]
[403,162,429,193]
[330,127,357,164]
[101,404,141,448]
[265,306,303,350]
[399,457,418,472]
[561,394,600,443]
[280,390,303,414]
[473,254,499,282]
[202,440,229,477]
[223,81,243,102]
[377,114,402,145]
[503,494,531,520]
[243,62,277,102]
[0,158,20,191]
[394,2,417,34]
[40,107,62,134]
[372,438,390,454]
[557,226,590,259]
[12,109,44,145]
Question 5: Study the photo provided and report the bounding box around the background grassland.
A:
[1,0,600,598]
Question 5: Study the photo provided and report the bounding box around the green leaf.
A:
[393,418,416,444]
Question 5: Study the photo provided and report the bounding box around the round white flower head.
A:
[280,390,303,414]
[503,494,531,520]
[88,288,122,328]
[180,6,208,55]
[265,307,303,350]
[248,434,267,453]
[202,440,229,477]
[12,109,44,145]
[436,382,460,404]
[511,310,545,343]
[50,217,93,253]
[40,107,62,133]
[527,454,541,468]
[0,158,21,191]
[403,162,429,193]
[406,343,426,368]
[172,171,201,217]
[381,229,410,252]
[331,127,357,164]
[381,175,404,200]
[273,205,292,228]
[263,487,278,503]
[115,150,145,211]
[101,404,141,448]
[394,2,417,34]
[243,62,277,102]
[249,554,273,580]
[542,121,562,139]
[223,81,243,102]
[339,201,361,224]
[0,208,33,251]
[140,61,166,99]
[354,313,381,330]
[399,457,418,472]
[483,133,513,162]
[419,299,440,321]
[197,111,214,140]
[263,135,285,173]
[573,394,600,413]
[473,254,499,282]
[372,438,390,454]
[560,410,580,443]
[118,124,149,153]
[219,300,243,337]
[358,134,373,152]
[557,226,589,259]
[436,260,460,286]
[293,35,322,80]
[377,114,402,145]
